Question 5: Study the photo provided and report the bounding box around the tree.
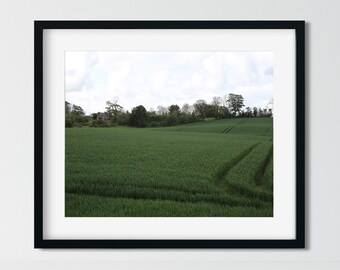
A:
[268,108,273,117]
[157,105,168,115]
[193,99,208,119]
[166,114,178,126]
[263,108,267,117]
[117,111,130,125]
[253,107,258,117]
[168,104,180,115]
[65,101,71,115]
[220,106,230,118]
[205,104,215,118]
[71,104,85,116]
[246,107,252,117]
[211,96,222,119]
[222,94,229,108]
[65,101,74,127]
[129,105,147,127]
[227,93,244,117]
[181,103,191,114]
[258,108,263,117]
[105,98,123,124]
[69,104,88,126]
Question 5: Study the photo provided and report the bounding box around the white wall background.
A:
[0,0,339,269]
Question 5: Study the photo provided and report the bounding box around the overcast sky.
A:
[65,51,273,114]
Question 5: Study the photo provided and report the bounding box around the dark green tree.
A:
[166,114,178,126]
[67,104,87,126]
[193,99,208,119]
[253,107,258,117]
[245,107,252,117]
[168,104,180,115]
[219,106,230,119]
[117,111,130,125]
[227,93,245,117]
[129,105,147,127]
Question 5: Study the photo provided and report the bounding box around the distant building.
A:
[97,112,110,121]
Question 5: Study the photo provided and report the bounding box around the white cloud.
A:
[65,52,99,93]
[65,51,273,114]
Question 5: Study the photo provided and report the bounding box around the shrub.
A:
[149,121,160,127]
[65,116,74,128]
[166,114,178,126]
[91,119,110,127]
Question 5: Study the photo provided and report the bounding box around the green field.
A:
[65,118,273,217]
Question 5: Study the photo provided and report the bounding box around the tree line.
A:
[65,93,272,128]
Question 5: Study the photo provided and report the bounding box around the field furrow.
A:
[213,142,260,183]
[262,156,273,192]
[223,119,248,134]
[66,193,273,217]
[66,182,269,209]
[223,142,273,202]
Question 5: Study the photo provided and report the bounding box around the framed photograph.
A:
[34,21,305,248]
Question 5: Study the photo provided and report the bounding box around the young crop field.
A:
[65,118,273,217]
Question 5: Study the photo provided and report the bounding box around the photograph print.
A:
[65,51,274,217]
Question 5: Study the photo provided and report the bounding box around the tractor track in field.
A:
[65,185,268,209]
[221,119,248,134]
[213,142,261,184]
[222,143,274,202]
[67,179,220,200]
[66,185,255,207]
[255,145,273,186]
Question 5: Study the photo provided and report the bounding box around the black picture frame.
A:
[34,20,305,249]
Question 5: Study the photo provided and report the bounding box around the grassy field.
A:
[65,118,273,217]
